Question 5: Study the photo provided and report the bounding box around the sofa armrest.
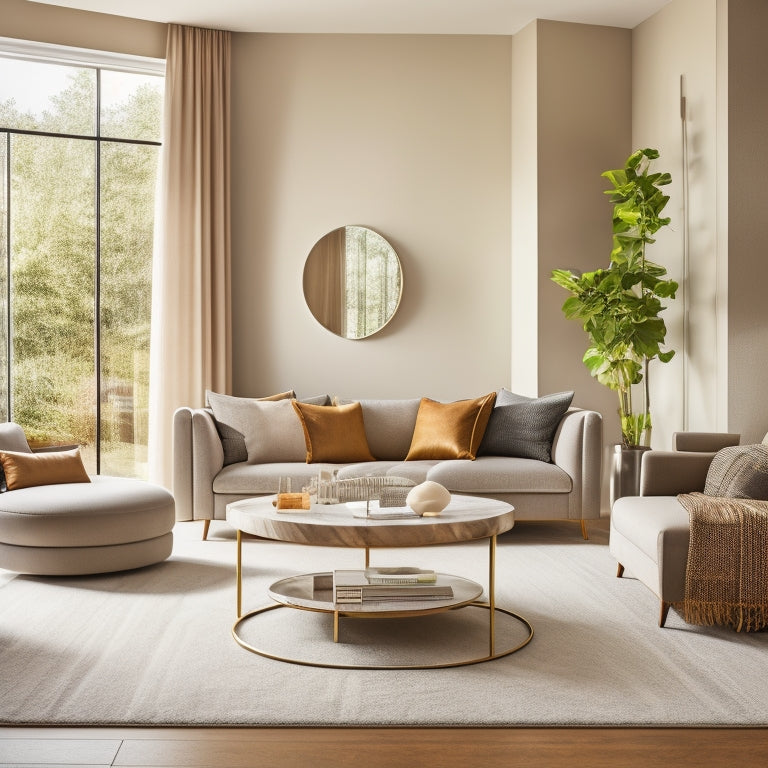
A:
[173,407,224,522]
[173,407,194,521]
[639,450,715,496]
[672,431,740,452]
[550,408,603,520]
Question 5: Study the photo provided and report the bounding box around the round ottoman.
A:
[0,476,175,575]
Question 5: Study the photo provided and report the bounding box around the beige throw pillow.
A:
[206,390,294,465]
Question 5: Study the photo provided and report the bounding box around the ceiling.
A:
[28,0,672,35]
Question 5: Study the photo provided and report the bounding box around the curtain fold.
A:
[148,24,232,489]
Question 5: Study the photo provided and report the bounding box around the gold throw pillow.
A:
[0,447,90,491]
[292,401,376,463]
[405,393,497,461]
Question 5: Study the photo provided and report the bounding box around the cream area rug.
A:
[1,517,767,727]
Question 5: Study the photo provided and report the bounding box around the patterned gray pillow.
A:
[478,390,574,462]
[703,443,768,499]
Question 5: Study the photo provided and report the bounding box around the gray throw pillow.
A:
[478,389,574,462]
[703,443,768,499]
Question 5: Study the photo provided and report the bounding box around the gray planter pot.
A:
[609,444,651,508]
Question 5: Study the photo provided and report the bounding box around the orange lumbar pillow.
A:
[405,393,497,461]
[292,401,376,463]
[0,447,90,491]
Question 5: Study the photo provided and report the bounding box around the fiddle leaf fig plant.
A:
[551,148,678,447]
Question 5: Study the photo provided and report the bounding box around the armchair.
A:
[609,431,740,626]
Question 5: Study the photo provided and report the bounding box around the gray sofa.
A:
[173,395,603,539]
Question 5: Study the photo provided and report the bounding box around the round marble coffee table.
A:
[226,494,532,668]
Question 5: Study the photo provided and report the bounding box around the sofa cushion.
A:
[611,495,690,565]
[292,401,376,463]
[703,443,768,500]
[405,393,496,461]
[213,462,342,495]
[335,398,421,460]
[206,389,295,465]
[0,448,90,491]
[427,456,572,494]
[478,389,574,462]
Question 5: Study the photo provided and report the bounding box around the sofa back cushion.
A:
[336,398,421,460]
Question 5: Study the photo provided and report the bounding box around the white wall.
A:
[231,34,513,401]
[510,22,539,398]
[632,0,722,447]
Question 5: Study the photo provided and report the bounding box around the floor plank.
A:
[0,736,119,764]
[2,728,768,768]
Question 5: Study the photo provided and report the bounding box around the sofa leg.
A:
[659,601,671,627]
[616,562,625,578]
[580,520,589,540]
[202,519,211,541]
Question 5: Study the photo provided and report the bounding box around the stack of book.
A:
[333,567,453,604]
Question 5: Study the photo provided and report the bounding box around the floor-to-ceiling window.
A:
[0,40,163,478]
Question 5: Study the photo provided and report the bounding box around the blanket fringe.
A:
[678,600,768,633]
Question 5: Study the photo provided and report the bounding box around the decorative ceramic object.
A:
[406,481,451,517]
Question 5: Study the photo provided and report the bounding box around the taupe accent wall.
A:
[727,0,768,443]
[0,0,165,57]
[534,21,632,448]
[230,34,513,401]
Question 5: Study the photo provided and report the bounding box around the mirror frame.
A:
[302,225,403,340]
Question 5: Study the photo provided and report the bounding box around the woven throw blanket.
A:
[677,492,768,632]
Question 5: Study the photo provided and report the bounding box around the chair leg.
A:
[659,601,671,627]
[202,519,211,541]
[580,520,589,540]
[616,563,625,578]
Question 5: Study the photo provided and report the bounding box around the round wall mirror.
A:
[303,226,403,339]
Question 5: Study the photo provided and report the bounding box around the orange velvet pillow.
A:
[292,401,376,463]
[0,448,90,491]
[405,393,497,461]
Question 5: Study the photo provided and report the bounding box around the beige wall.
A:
[535,21,632,450]
[632,0,722,449]
[230,34,513,400]
[0,0,165,57]
[727,0,768,443]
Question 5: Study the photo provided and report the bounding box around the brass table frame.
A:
[232,531,534,670]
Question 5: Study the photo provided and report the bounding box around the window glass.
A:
[0,48,163,478]
[0,58,96,135]
[101,69,162,142]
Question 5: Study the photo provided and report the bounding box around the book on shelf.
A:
[363,566,437,584]
[332,569,453,604]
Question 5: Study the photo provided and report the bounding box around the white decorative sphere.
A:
[406,481,451,517]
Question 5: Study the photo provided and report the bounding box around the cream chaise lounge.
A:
[0,422,175,575]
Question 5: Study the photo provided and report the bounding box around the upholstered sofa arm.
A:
[173,407,224,521]
[639,450,715,496]
[550,408,603,520]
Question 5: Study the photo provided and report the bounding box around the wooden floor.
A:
[1,726,767,767]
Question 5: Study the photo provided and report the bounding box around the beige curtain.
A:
[148,24,232,489]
